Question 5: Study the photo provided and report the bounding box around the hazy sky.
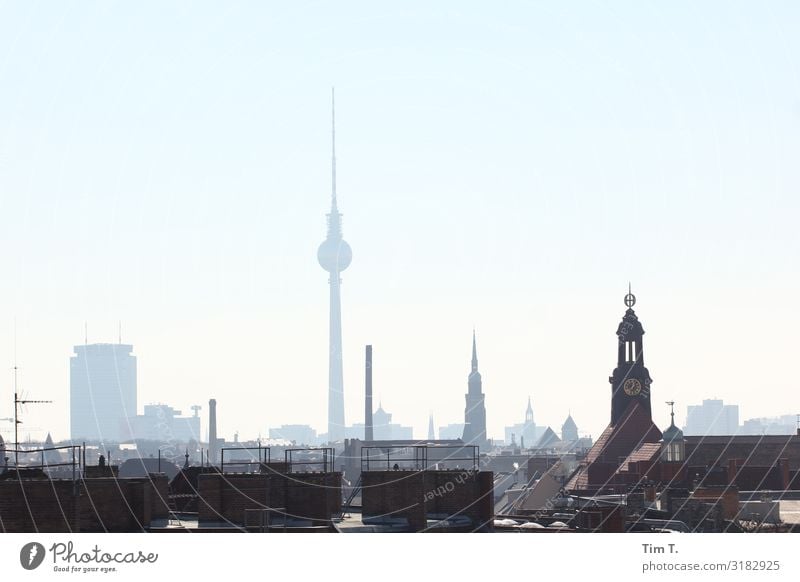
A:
[1,1,798,443]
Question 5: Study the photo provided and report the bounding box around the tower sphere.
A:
[317,238,352,272]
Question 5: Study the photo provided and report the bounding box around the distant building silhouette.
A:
[462,331,489,451]
[70,342,137,443]
[684,399,740,436]
[504,397,542,446]
[428,413,436,440]
[367,403,413,440]
[740,414,796,435]
[269,424,319,445]
[125,404,200,442]
[439,423,465,440]
[561,413,579,442]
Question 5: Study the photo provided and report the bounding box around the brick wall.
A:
[0,475,169,532]
[362,471,426,530]
[361,470,493,532]
[197,472,342,526]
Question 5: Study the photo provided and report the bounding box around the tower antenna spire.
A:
[331,87,337,205]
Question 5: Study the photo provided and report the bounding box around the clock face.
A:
[623,378,642,396]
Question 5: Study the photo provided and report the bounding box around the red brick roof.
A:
[565,401,662,492]
[616,442,662,474]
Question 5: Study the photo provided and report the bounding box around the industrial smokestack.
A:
[365,345,373,441]
[209,398,218,464]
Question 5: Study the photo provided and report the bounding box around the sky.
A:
[0,1,798,443]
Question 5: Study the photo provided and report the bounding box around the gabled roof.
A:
[565,401,662,492]
[534,427,561,448]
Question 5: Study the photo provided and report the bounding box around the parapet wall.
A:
[197,471,342,526]
[0,474,169,532]
[361,470,493,531]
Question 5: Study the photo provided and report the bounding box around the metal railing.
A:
[361,444,479,472]
[220,446,271,473]
[3,445,84,481]
[284,448,334,473]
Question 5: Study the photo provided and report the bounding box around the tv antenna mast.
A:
[13,365,52,466]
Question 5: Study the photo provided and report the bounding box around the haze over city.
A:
[1,1,798,444]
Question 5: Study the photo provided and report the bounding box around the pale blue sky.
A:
[1,1,798,442]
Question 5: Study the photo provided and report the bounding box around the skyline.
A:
[1,1,798,443]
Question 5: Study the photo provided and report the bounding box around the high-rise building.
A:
[462,331,489,451]
[684,399,739,436]
[70,343,137,443]
[317,90,352,444]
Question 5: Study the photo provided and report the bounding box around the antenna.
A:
[331,87,337,204]
[13,369,52,466]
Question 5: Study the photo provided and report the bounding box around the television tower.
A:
[317,88,352,443]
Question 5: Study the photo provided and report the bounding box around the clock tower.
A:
[609,285,653,425]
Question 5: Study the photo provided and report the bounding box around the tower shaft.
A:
[328,273,346,442]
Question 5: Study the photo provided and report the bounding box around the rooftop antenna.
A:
[12,366,52,467]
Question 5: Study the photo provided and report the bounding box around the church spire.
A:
[471,328,478,373]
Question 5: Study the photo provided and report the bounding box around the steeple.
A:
[525,396,534,424]
[609,285,653,425]
[471,328,478,373]
[462,329,489,451]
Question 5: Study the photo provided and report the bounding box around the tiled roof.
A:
[565,401,662,492]
[616,442,662,474]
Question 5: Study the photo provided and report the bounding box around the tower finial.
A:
[624,283,636,308]
[666,400,676,427]
[331,86,337,206]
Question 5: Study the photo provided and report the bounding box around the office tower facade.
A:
[684,399,740,436]
[317,90,352,443]
[70,343,137,443]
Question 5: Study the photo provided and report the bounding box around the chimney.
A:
[209,398,218,464]
[365,345,373,441]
